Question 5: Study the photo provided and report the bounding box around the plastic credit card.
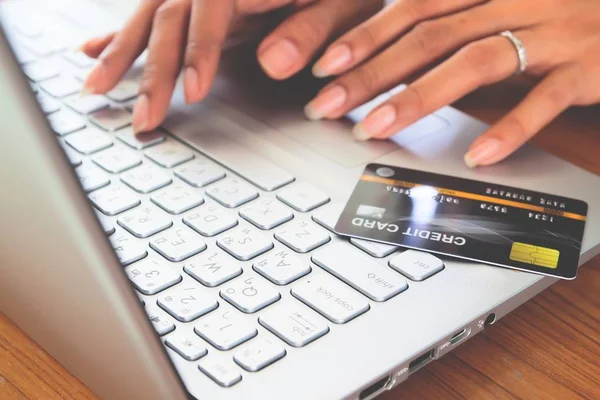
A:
[335,164,589,280]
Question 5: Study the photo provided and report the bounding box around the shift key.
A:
[291,274,369,324]
[312,242,408,302]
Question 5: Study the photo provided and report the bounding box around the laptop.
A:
[1,1,599,399]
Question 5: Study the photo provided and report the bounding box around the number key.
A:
[125,259,182,295]
[158,286,218,322]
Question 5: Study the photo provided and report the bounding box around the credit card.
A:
[335,164,589,280]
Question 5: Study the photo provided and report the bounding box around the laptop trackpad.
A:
[210,47,450,169]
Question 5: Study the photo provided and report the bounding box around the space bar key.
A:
[181,130,295,192]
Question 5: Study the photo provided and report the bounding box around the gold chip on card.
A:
[510,243,560,269]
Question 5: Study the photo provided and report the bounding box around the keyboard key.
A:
[89,185,140,216]
[36,93,60,114]
[109,230,148,266]
[165,332,208,361]
[220,275,280,313]
[48,110,86,136]
[60,144,82,166]
[291,274,370,324]
[150,227,207,262]
[183,205,238,237]
[12,18,45,38]
[184,251,242,287]
[23,61,59,82]
[259,303,329,347]
[274,220,330,253]
[277,183,329,212]
[389,250,445,281]
[64,93,109,114]
[234,338,286,372]
[95,211,115,235]
[194,309,257,351]
[151,184,204,215]
[312,242,408,302]
[89,107,132,132]
[23,36,66,57]
[13,44,35,64]
[158,285,218,322]
[106,80,139,102]
[125,258,182,295]
[191,130,294,191]
[198,359,242,388]
[117,127,165,150]
[40,76,81,98]
[145,140,194,168]
[145,306,176,336]
[121,164,172,194]
[62,51,95,68]
[253,248,311,285]
[75,163,110,193]
[65,128,113,155]
[311,202,344,233]
[72,68,92,82]
[118,205,173,238]
[350,238,399,258]
[239,198,293,230]
[217,226,273,261]
[92,146,142,173]
[206,178,258,208]
[174,159,226,188]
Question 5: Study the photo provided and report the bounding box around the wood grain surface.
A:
[1,81,599,400]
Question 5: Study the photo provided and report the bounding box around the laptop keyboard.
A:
[6,19,448,389]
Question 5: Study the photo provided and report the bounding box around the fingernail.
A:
[258,38,300,78]
[464,138,502,168]
[304,85,347,120]
[184,67,199,104]
[353,105,397,141]
[313,44,352,78]
[79,86,94,97]
[132,94,150,134]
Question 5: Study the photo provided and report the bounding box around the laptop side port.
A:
[450,327,471,345]
[359,375,392,400]
[408,349,435,373]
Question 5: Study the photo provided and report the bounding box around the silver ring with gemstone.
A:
[500,30,528,74]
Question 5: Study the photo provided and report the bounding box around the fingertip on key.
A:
[132,94,150,134]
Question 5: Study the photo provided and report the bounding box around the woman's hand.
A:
[80,0,383,133]
[306,0,600,167]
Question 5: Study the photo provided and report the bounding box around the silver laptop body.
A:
[1,1,599,399]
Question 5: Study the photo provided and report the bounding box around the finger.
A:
[352,33,532,140]
[312,0,487,78]
[83,0,166,94]
[80,32,116,59]
[183,0,235,104]
[257,0,382,80]
[133,0,191,133]
[464,64,583,167]
[304,1,543,120]
[237,0,314,13]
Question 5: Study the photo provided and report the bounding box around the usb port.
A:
[450,328,470,345]
[409,349,435,373]
[359,375,391,400]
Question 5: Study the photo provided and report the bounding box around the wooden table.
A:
[1,81,599,400]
